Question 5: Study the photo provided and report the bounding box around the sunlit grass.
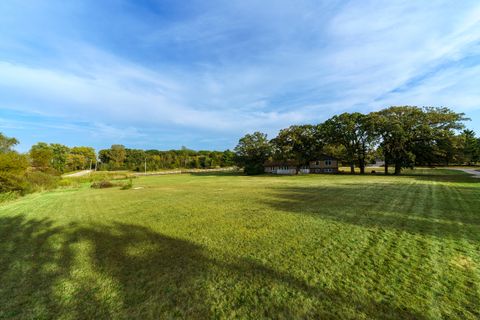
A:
[0,169,479,319]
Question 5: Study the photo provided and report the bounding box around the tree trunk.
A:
[384,155,389,175]
[358,145,366,174]
[394,162,402,175]
[350,163,355,174]
[359,157,365,174]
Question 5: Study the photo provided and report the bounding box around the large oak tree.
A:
[234,132,272,175]
[370,106,466,174]
[322,113,376,174]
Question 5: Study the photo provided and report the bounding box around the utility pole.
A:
[144,158,147,175]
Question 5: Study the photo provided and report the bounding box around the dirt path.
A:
[451,168,480,178]
[62,170,93,178]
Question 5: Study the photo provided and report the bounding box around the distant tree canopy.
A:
[235,106,473,175]
[29,143,96,173]
[97,145,236,171]
[14,142,235,174]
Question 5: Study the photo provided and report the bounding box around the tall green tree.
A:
[29,143,54,170]
[0,132,19,153]
[125,149,146,171]
[110,145,126,169]
[322,113,376,174]
[0,134,29,193]
[234,132,272,175]
[221,150,236,167]
[50,144,70,172]
[70,146,96,169]
[371,106,465,174]
[99,145,126,169]
[271,125,323,172]
[460,130,479,165]
[0,135,28,174]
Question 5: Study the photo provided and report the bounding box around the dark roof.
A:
[310,154,338,161]
[263,160,299,166]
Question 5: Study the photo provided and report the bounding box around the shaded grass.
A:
[0,169,479,319]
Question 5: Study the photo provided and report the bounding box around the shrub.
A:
[121,179,133,190]
[0,152,29,174]
[25,171,61,192]
[0,191,19,204]
[58,179,79,188]
[91,180,115,189]
[0,172,28,194]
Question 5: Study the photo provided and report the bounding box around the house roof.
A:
[264,154,337,166]
[310,154,338,161]
[263,160,299,166]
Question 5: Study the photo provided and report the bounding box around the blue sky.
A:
[1,0,480,152]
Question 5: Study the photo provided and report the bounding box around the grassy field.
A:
[1,169,479,319]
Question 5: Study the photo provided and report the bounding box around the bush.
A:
[0,170,61,195]
[121,179,133,190]
[0,191,19,204]
[91,180,115,189]
[0,172,28,194]
[0,152,29,174]
[25,171,61,192]
[58,179,79,188]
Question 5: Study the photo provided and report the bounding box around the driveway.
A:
[451,168,480,178]
[62,170,93,178]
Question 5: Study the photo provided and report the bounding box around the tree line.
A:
[1,105,479,195]
[0,133,236,195]
[97,145,235,171]
[25,143,236,173]
[234,106,479,175]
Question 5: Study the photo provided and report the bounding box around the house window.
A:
[325,160,332,166]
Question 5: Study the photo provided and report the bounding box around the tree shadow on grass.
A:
[0,216,213,319]
[0,215,427,319]
[188,171,243,177]
[261,181,480,243]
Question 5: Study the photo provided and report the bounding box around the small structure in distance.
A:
[264,155,338,175]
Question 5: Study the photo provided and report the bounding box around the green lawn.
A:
[1,169,479,319]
